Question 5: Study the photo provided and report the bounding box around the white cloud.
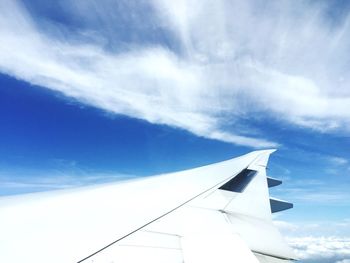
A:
[287,236,350,263]
[274,220,350,262]
[152,0,350,130]
[1,0,350,147]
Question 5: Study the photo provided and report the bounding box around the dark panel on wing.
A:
[270,198,293,213]
[267,177,282,187]
[219,169,257,193]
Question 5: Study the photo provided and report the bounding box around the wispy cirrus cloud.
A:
[1,0,350,148]
[275,220,350,237]
[0,157,137,196]
[325,155,350,175]
[273,184,350,205]
[329,156,349,166]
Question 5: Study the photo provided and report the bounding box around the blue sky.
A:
[1,0,350,262]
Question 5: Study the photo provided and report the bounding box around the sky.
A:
[0,0,350,262]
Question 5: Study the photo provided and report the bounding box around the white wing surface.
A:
[0,150,296,262]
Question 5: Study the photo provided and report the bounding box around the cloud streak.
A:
[0,171,136,196]
[273,184,350,205]
[329,156,349,166]
[1,0,350,147]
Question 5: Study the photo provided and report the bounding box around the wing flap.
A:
[267,177,282,187]
[270,198,294,213]
[254,253,294,263]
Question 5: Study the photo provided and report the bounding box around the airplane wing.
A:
[0,149,296,263]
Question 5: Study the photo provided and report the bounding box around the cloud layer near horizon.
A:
[1,0,350,147]
[288,236,350,263]
[275,220,350,262]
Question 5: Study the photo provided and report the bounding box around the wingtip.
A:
[252,148,277,155]
[266,148,277,154]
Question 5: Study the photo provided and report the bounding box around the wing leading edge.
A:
[0,150,295,263]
